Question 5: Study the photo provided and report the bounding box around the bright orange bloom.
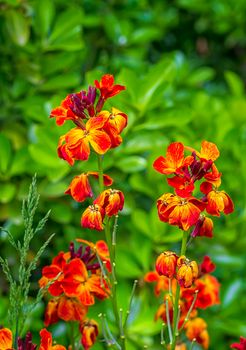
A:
[191,216,213,238]
[204,164,221,187]
[167,176,195,198]
[40,252,70,297]
[39,329,66,350]
[94,189,124,216]
[62,258,109,306]
[65,172,113,202]
[58,116,111,165]
[177,256,198,288]
[98,108,128,147]
[50,95,77,126]
[155,251,178,278]
[44,296,88,326]
[76,239,111,272]
[79,319,99,350]
[185,318,209,349]
[197,140,220,162]
[95,74,125,100]
[231,337,246,350]
[201,182,234,216]
[153,142,194,175]
[158,195,206,231]
[81,204,105,231]
[0,328,13,350]
[144,271,169,296]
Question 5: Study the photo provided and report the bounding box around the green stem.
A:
[171,230,189,350]
[70,322,76,350]
[97,155,104,193]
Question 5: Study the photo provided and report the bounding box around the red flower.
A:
[58,116,111,165]
[50,95,77,126]
[94,189,124,216]
[204,164,222,187]
[95,74,125,100]
[167,176,195,198]
[81,204,105,231]
[65,172,113,202]
[153,142,194,175]
[80,319,99,350]
[191,216,214,238]
[155,251,178,279]
[39,329,66,350]
[185,318,209,349]
[200,256,216,275]
[231,337,246,350]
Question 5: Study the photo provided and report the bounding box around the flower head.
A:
[39,329,66,350]
[94,189,124,216]
[155,251,178,279]
[79,319,99,350]
[231,337,246,350]
[81,204,105,231]
[177,256,198,288]
[95,74,125,100]
[185,317,209,349]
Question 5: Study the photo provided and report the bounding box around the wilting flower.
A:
[44,296,88,327]
[0,328,13,350]
[62,258,109,306]
[65,172,113,202]
[201,182,234,216]
[230,337,246,350]
[191,216,213,238]
[153,142,194,175]
[81,204,105,231]
[185,317,209,349]
[95,74,125,100]
[58,116,111,165]
[79,319,99,350]
[155,251,178,278]
[94,189,124,216]
[157,195,206,231]
[177,256,198,288]
[39,329,66,350]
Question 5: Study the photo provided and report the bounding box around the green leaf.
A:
[35,0,55,38]
[0,183,16,203]
[5,10,30,46]
[39,73,81,92]
[187,67,215,85]
[115,156,147,173]
[0,134,12,174]
[225,71,244,96]
[116,248,142,278]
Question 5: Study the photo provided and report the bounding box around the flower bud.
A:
[155,251,178,278]
[81,204,105,231]
[79,319,99,350]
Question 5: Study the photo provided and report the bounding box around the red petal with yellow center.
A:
[65,174,93,202]
[89,130,111,155]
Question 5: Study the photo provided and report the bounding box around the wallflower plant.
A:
[0,74,240,350]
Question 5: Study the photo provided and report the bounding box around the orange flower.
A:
[197,140,220,162]
[204,164,221,187]
[200,256,216,275]
[194,275,220,309]
[167,176,195,198]
[95,74,125,100]
[191,216,213,238]
[50,94,78,126]
[62,258,109,306]
[153,142,194,175]
[94,189,124,216]
[158,195,206,231]
[185,317,209,349]
[39,329,66,350]
[65,172,113,202]
[40,252,70,297]
[98,108,128,147]
[177,256,198,288]
[144,271,169,296]
[155,251,178,278]
[81,204,105,231]
[58,116,111,165]
[44,297,88,326]
[201,182,234,216]
[79,319,99,350]
[0,328,13,350]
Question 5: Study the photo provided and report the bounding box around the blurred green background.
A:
[0,0,246,349]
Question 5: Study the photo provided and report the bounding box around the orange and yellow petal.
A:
[81,204,105,231]
[65,174,93,202]
[155,251,178,278]
[0,328,12,350]
[80,319,99,350]
[185,318,209,349]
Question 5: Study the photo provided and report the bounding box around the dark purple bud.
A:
[191,216,205,237]
[87,263,100,271]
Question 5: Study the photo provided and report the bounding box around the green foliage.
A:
[0,176,54,345]
[0,0,246,349]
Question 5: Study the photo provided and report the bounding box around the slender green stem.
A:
[171,230,189,350]
[97,155,104,193]
[70,321,76,350]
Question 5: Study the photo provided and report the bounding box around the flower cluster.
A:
[39,240,110,348]
[145,255,219,349]
[51,74,126,231]
[0,327,65,350]
[154,141,234,235]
